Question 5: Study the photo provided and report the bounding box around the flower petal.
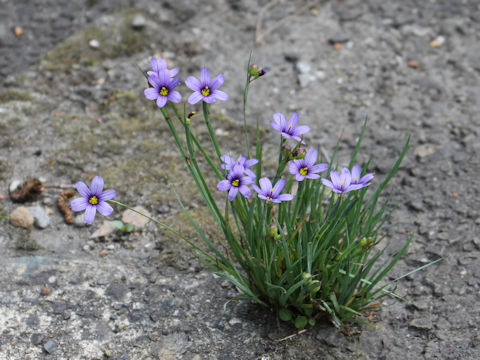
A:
[330,171,341,188]
[360,173,374,185]
[228,187,238,201]
[91,176,104,195]
[288,161,299,175]
[101,189,116,201]
[210,73,225,90]
[144,87,158,100]
[251,184,262,195]
[270,120,282,132]
[259,177,272,193]
[293,125,310,136]
[71,197,88,211]
[273,113,286,129]
[306,173,320,180]
[168,76,181,89]
[168,90,182,103]
[288,113,299,128]
[277,193,294,202]
[185,76,202,91]
[75,181,90,197]
[217,180,231,191]
[203,94,217,103]
[295,173,305,181]
[244,158,258,168]
[212,89,229,101]
[321,178,334,190]
[84,205,97,225]
[168,68,179,77]
[97,201,114,216]
[340,168,351,188]
[305,149,317,165]
[239,185,251,198]
[188,91,203,104]
[150,57,159,72]
[351,165,361,182]
[156,96,167,108]
[311,163,328,174]
[200,67,210,84]
[272,179,285,197]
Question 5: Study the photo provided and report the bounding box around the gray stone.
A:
[298,73,316,88]
[27,206,50,229]
[73,214,86,227]
[131,14,147,30]
[97,278,109,285]
[10,206,34,229]
[295,62,311,74]
[90,221,117,239]
[88,39,100,49]
[105,283,128,301]
[410,317,433,330]
[30,333,43,346]
[44,339,57,354]
[121,206,150,230]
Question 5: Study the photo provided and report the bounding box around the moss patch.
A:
[0,89,32,103]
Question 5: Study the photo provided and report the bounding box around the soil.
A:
[0,0,479,359]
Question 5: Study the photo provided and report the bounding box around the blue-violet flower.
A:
[270,112,310,143]
[252,178,294,203]
[185,67,229,104]
[321,168,365,194]
[147,57,179,78]
[220,154,258,178]
[71,176,116,225]
[350,165,374,186]
[288,148,328,181]
[144,69,181,108]
[217,165,253,200]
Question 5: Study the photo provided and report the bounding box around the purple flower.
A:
[71,176,116,225]
[270,112,310,143]
[185,67,229,104]
[350,165,374,186]
[217,165,253,200]
[252,178,294,203]
[288,148,328,181]
[220,154,258,178]
[321,168,364,194]
[147,57,179,78]
[144,69,182,108]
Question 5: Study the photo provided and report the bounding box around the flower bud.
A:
[248,64,266,80]
[293,147,306,160]
[282,144,293,157]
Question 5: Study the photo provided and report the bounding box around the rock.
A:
[409,317,432,330]
[10,206,34,229]
[314,70,326,80]
[30,333,43,346]
[90,221,117,239]
[414,144,438,158]
[298,73,316,87]
[27,206,50,229]
[44,339,57,354]
[73,214,86,227]
[121,206,150,230]
[89,39,100,49]
[105,283,128,301]
[295,62,311,74]
[407,59,420,69]
[430,36,445,48]
[131,14,147,30]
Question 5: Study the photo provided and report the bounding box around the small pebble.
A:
[89,39,100,49]
[30,333,43,346]
[430,35,445,48]
[295,62,311,74]
[27,206,50,229]
[10,206,34,229]
[90,221,117,239]
[408,59,420,69]
[44,340,57,354]
[40,287,51,296]
[131,14,147,30]
[9,180,21,193]
[122,206,150,230]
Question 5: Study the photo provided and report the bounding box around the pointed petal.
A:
[288,161,299,175]
[239,185,251,198]
[245,169,257,178]
[200,67,210,83]
[91,176,104,195]
[288,112,299,127]
[295,173,305,181]
[185,76,202,91]
[258,194,269,201]
[210,73,224,90]
[340,168,351,188]
[277,193,294,202]
[168,90,182,103]
[71,197,88,211]
[97,201,113,216]
[244,158,258,167]
[217,180,231,191]
[84,205,97,225]
[156,96,167,108]
[228,187,238,201]
[241,176,253,185]
[273,113,286,129]
[272,179,285,197]
[101,189,116,201]
[293,125,310,136]
[144,87,158,100]
[188,91,203,104]
[168,68,179,77]
[203,94,217,103]
[251,184,262,194]
[351,165,361,182]
[259,177,272,193]
[75,181,90,197]
[168,77,181,89]
[306,173,320,180]
[150,57,159,72]
[305,149,317,165]
[311,163,328,173]
[321,178,334,190]
[270,120,282,132]
[212,89,229,101]
[360,173,374,184]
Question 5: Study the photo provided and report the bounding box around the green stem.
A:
[202,102,222,161]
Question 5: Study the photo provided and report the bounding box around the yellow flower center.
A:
[160,86,169,96]
[289,124,293,128]
[300,167,308,176]
[267,196,273,200]
[354,177,358,182]
[232,179,240,187]
[89,195,99,205]
[201,86,210,96]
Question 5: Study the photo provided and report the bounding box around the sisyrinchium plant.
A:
[71,55,439,329]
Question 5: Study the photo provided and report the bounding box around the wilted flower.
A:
[321,168,365,194]
[350,165,374,186]
[220,154,258,178]
[217,165,253,201]
[252,178,294,203]
[147,57,179,78]
[185,67,229,104]
[71,176,116,225]
[270,112,310,143]
[144,70,181,108]
[288,148,328,181]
